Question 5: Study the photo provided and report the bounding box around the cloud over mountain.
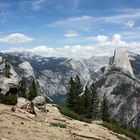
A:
[0,33,34,43]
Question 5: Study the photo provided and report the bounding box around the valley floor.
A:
[0,104,130,140]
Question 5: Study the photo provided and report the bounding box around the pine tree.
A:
[67,76,75,110]
[74,75,83,113]
[18,79,27,98]
[66,75,83,113]
[66,76,101,119]
[83,85,92,118]
[90,83,100,119]
[4,58,11,78]
[101,94,110,122]
[28,79,38,101]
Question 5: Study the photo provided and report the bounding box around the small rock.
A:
[26,102,36,115]
[84,124,88,126]
[11,106,16,112]
[8,131,11,134]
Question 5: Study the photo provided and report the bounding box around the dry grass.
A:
[0,103,131,140]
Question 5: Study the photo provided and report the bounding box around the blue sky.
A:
[0,0,140,57]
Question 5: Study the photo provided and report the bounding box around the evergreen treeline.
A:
[3,57,11,78]
[67,75,110,121]
[0,78,38,105]
[18,78,38,101]
[28,79,38,101]
[19,79,27,98]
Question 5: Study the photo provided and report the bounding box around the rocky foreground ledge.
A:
[0,103,131,140]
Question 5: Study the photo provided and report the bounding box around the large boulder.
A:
[32,96,46,111]
[0,60,20,95]
[32,96,45,106]
[16,97,29,109]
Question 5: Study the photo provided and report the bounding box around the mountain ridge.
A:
[1,49,140,130]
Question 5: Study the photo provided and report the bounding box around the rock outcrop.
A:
[0,56,20,95]
[1,49,140,131]
[32,96,45,106]
[19,61,35,78]
[16,97,30,109]
[97,71,140,129]
[0,52,110,103]
[32,96,46,111]
[111,48,135,78]
[96,49,140,129]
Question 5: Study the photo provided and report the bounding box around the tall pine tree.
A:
[101,94,110,122]
[66,76,101,119]
[3,57,11,78]
[66,75,83,113]
[67,76,75,110]
[74,75,83,113]
[18,78,27,98]
[90,83,100,119]
[28,79,38,101]
[83,85,92,118]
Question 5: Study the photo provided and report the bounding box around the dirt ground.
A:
[0,103,131,140]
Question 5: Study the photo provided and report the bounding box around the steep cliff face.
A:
[37,58,91,98]
[111,48,135,78]
[0,52,110,104]
[0,56,20,95]
[96,49,140,129]
[0,53,96,103]
[19,61,35,78]
[97,71,140,129]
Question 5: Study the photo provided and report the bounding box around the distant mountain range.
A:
[0,52,110,102]
[1,49,140,129]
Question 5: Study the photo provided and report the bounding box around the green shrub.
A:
[45,96,50,103]
[102,122,140,140]
[0,94,17,105]
[51,122,66,128]
[58,106,92,123]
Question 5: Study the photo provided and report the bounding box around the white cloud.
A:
[5,45,96,58]
[32,0,47,10]
[64,33,79,38]
[125,20,135,28]
[29,45,53,53]
[48,16,93,31]
[68,16,92,22]
[48,9,140,31]
[85,37,96,41]
[96,35,108,43]
[30,45,96,58]
[85,35,108,43]
[101,10,140,26]
[98,34,125,47]
[113,34,122,43]
[5,33,140,58]
[0,33,34,43]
